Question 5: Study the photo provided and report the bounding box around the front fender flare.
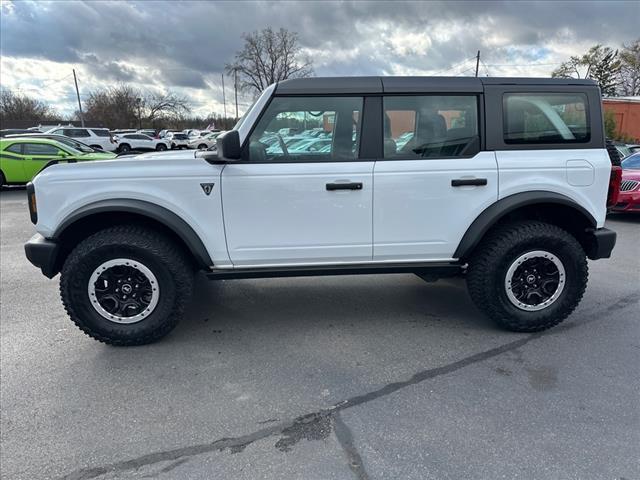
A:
[52,199,213,268]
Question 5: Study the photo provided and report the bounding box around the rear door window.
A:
[91,129,111,137]
[383,95,479,159]
[503,93,590,144]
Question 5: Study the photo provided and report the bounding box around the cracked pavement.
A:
[1,188,639,479]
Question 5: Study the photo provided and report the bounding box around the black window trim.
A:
[484,84,604,151]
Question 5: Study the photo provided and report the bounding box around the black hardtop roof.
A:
[275,76,597,94]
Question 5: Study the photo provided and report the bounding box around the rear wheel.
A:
[197,144,207,150]
[119,143,131,153]
[156,143,167,151]
[466,221,588,332]
[60,225,194,345]
[0,171,5,188]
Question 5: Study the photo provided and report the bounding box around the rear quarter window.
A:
[503,93,590,144]
[91,129,111,137]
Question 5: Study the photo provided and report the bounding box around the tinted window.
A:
[383,95,479,159]
[247,96,362,162]
[91,129,111,137]
[64,129,90,137]
[23,143,61,155]
[136,134,151,140]
[504,93,589,144]
[172,134,187,140]
[5,143,23,154]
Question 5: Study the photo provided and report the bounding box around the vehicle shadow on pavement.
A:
[170,273,495,345]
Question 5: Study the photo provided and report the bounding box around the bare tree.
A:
[144,91,190,124]
[226,27,313,96]
[618,39,640,96]
[552,44,621,96]
[0,89,59,127]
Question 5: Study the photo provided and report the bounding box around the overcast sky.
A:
[1,0,638,117]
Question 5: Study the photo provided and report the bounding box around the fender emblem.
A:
[200,183,215,196]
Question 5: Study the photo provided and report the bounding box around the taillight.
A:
[607,165,622,208]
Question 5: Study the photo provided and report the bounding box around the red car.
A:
[612,152,640,212]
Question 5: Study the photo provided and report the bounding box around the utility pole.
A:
[136,97,142,129]
[234,69,239,120]
[73,69,85,127]
[221,73,227,119]
[475,50,481,78]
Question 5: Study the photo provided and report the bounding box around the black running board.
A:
[206,262,463,280]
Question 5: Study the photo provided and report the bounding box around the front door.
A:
[222,95,373,267]
[21,142,67,180]
[373,94,498,261]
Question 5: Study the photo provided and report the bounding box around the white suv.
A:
[47,127,118,152]
[114,133,170,153]
[25,77,621,346]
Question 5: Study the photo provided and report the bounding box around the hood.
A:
[116,150,197,160]
[621,169,640,181]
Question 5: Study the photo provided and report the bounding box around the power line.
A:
[429,56,477,76]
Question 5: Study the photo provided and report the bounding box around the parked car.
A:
[112,129,137,135]
[613,141,633,159]
[137,129,158,138]
[611,152,640,213]
[627,144,640,154]
[46,127,118,152]
[24,76,620,346]
[165,132,189,149]
[1,128,42,137]
[158,129,180,139]
[187,131,224,150]
[5,133,110,154]
[114,133,170,153]
[0,137,115,186]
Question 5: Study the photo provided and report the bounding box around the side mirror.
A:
[216,130,241,161]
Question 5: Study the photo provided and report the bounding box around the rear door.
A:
[373,93,498,261]
[221,95,373,267]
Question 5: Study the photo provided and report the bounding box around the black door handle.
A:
[451,178,487,187]
[326,182,363,191]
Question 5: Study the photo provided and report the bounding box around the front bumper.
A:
[585,228,617,260]
[24,234,59,278]
[611,190,640,212]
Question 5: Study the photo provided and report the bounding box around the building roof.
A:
[602,96,640,103]
[275,76,598,94]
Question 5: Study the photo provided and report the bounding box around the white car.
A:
[47,127,118,152]
[187,131,223,150]
[165,132,190,149]
[114,133,170,153]
[26,76,618,346]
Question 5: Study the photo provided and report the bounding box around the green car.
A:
[0,137,116,186]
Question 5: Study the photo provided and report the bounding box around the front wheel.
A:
[466,221,588,332]
[60,226,194,345]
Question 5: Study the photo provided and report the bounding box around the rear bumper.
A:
[585,228,616,260]
[24,234,59,278]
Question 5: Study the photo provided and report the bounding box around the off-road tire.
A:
[466,221,588,332]
[60,225,194,345]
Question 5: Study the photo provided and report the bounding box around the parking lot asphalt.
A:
[1,187,639,480]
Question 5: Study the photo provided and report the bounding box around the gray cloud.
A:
[1,0,638,114]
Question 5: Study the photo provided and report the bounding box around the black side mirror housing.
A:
[216,130,241,161]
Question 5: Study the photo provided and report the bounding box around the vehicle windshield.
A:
[56,137,95,153]
[621,153,640,169]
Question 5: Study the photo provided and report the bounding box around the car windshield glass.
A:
[173,134,187,139]
[621,154,640,169]
[56,137,94,153]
